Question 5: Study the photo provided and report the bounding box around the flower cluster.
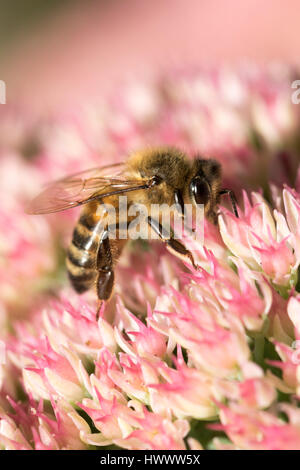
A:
[1,66,300,450]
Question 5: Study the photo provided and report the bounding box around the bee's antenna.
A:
[219,189,239,218]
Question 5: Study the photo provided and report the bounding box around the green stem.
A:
[254,335,265,366]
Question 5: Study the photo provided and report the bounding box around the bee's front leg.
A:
[219,189,239,217]
[147,217,198,270]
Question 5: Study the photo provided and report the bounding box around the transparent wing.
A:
[26,162,149,214]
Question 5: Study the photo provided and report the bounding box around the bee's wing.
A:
[26,162,150,214]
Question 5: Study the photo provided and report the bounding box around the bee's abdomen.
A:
[66,213,100,294]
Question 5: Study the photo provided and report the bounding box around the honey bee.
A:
[28,147,237,317]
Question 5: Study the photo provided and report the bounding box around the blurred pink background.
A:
[1,0,300,115]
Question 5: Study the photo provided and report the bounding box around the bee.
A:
[28,147,237,317]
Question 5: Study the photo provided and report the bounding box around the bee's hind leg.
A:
[147,216,198,270]
[95,230,114,320]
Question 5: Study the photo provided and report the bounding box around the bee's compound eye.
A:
[190,177,210,205]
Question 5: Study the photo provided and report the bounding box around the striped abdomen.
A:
[66,208,104,294]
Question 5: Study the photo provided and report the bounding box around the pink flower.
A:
[1,65,300,450]
[217,404,300,450]
[115,409,189,450]
[117,243,181,312]
[79,384,189,449]
[266,295,300,396]
[152,287,250,378]
[214,364,276,409]
[115,299,167,358]
[147,352,217,419]
[0,395,88,450]
[190,253,272,331]
[219,190,300,288]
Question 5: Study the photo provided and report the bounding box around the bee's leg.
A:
[147,217,198,270]
[96,300,104,321]
[219,189,239,217]
[95,230,114,320]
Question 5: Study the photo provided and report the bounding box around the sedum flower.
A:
[147,354,218,420]
[219,190,300,290]
[266,295,300,396]
[1,65,300,450]
[114,409,189,450]
[79,381,189,450]
[115,299,167,359]
[153,288,251,379]
[216,403,300,450]
[0,396,88,450]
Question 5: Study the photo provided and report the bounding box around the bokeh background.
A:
[1,0,300,115]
